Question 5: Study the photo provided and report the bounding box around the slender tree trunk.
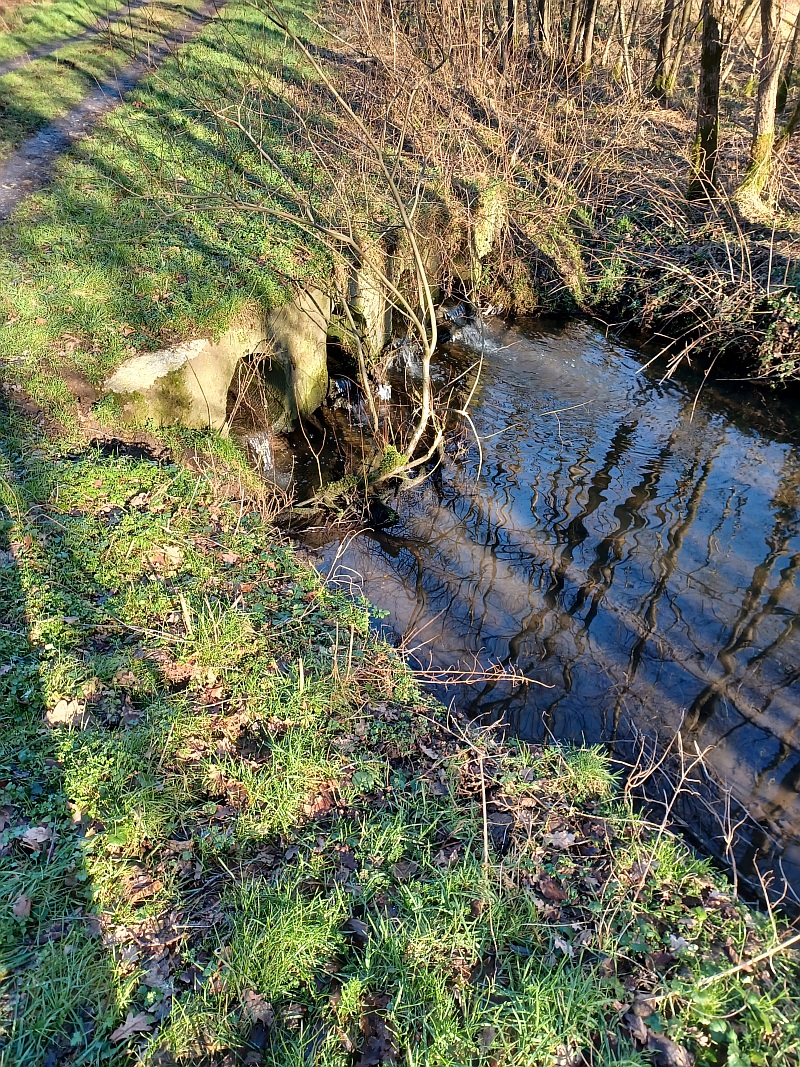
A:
[601,4,621,66]
[566,0,585,62]
[652,0,679,100]
[525,0,539,55]
[687,0,724,199]
[778,89,800,142]
[580,0,600,69]
[777,8,800,110]
[668,0,697,91]
[722,0,760,87]
[618,0,635,90]
[737,0,787,201]
[539,0,551,51]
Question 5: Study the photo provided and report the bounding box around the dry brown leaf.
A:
[537,874,566,902]
[391,859,419,882]
[124,868,163,906]
[149,545,183,571]
[45,698,91,729]
[113,670,139,689]
[543,830,576,849]
[243,989,274,1025]
[647,1032,694,1067]
[109,1011,154,1042]
[12,894,31,919]
[21,825,51,850]
[220,551,239,565]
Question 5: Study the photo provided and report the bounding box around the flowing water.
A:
[315,317,800,901]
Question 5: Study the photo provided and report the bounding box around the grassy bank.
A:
[1,396,800,1065]
[0,0,332,434]
[0,0,129,60]
[1,0,798,447]
[0,0,216,161]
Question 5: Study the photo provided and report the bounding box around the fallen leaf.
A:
[45,698,91,729]
[128,492,151,508]
[243,989,274,1025]
[537,874,566,902]
[344,916,369,945]
[113,670,139,689]
[391,859,419,882]
[220,551,239,565]
[109,1011,154,1042]
[149,545,183,571]
[21,825,51,850]
[12,894,31,919]
[623,1012,648,1044]
[142,959,171,991]
[124,867,163,906]
[553,934,575,958]
[647,1031,694,1067]
[357,993,396,1066]
[85,915,103,938]
[543,830,576,849]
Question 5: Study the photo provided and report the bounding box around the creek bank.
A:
[1,401,799,1065]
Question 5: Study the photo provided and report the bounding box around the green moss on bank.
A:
[1,403,798,1066]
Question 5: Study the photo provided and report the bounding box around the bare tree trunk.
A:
[737,0,787,201]
[687,0,724,198]
[601,3,621,66]
[778,88,800,142]
[580,0,600,69]
[722,0,760,86]
[618,0,635,90]
[566,0,585,62]
[777,7,800,110]
[525,0,539,55]
[652,0,679,100]
[539,0,551,51]
[668,0,697,91]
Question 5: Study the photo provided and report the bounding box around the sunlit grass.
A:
[0,406,799,1065]
[0,0,125,61]
[0,0,213,161]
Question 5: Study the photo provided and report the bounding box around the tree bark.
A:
[737,0,787,201]
[538,0,551,51]
[566,0,585,63]
[687,0,724,199]
[580,0,600,70]
[777,7,800,111]
[652,0,679,101]
[618,0,635,91]
[525,0,538,55]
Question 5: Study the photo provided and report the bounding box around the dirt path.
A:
[0,0,219,220]
[0,0,153,77]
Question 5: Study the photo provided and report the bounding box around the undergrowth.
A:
[0,402,798,1065]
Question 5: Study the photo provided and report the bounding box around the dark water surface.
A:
[318,318,800,900]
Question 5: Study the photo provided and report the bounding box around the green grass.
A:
[0,0,332,429]
[0,402,798,1064]
[0,0,130,61]
[0,0,211,162]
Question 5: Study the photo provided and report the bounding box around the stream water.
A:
[313,317,800,901]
